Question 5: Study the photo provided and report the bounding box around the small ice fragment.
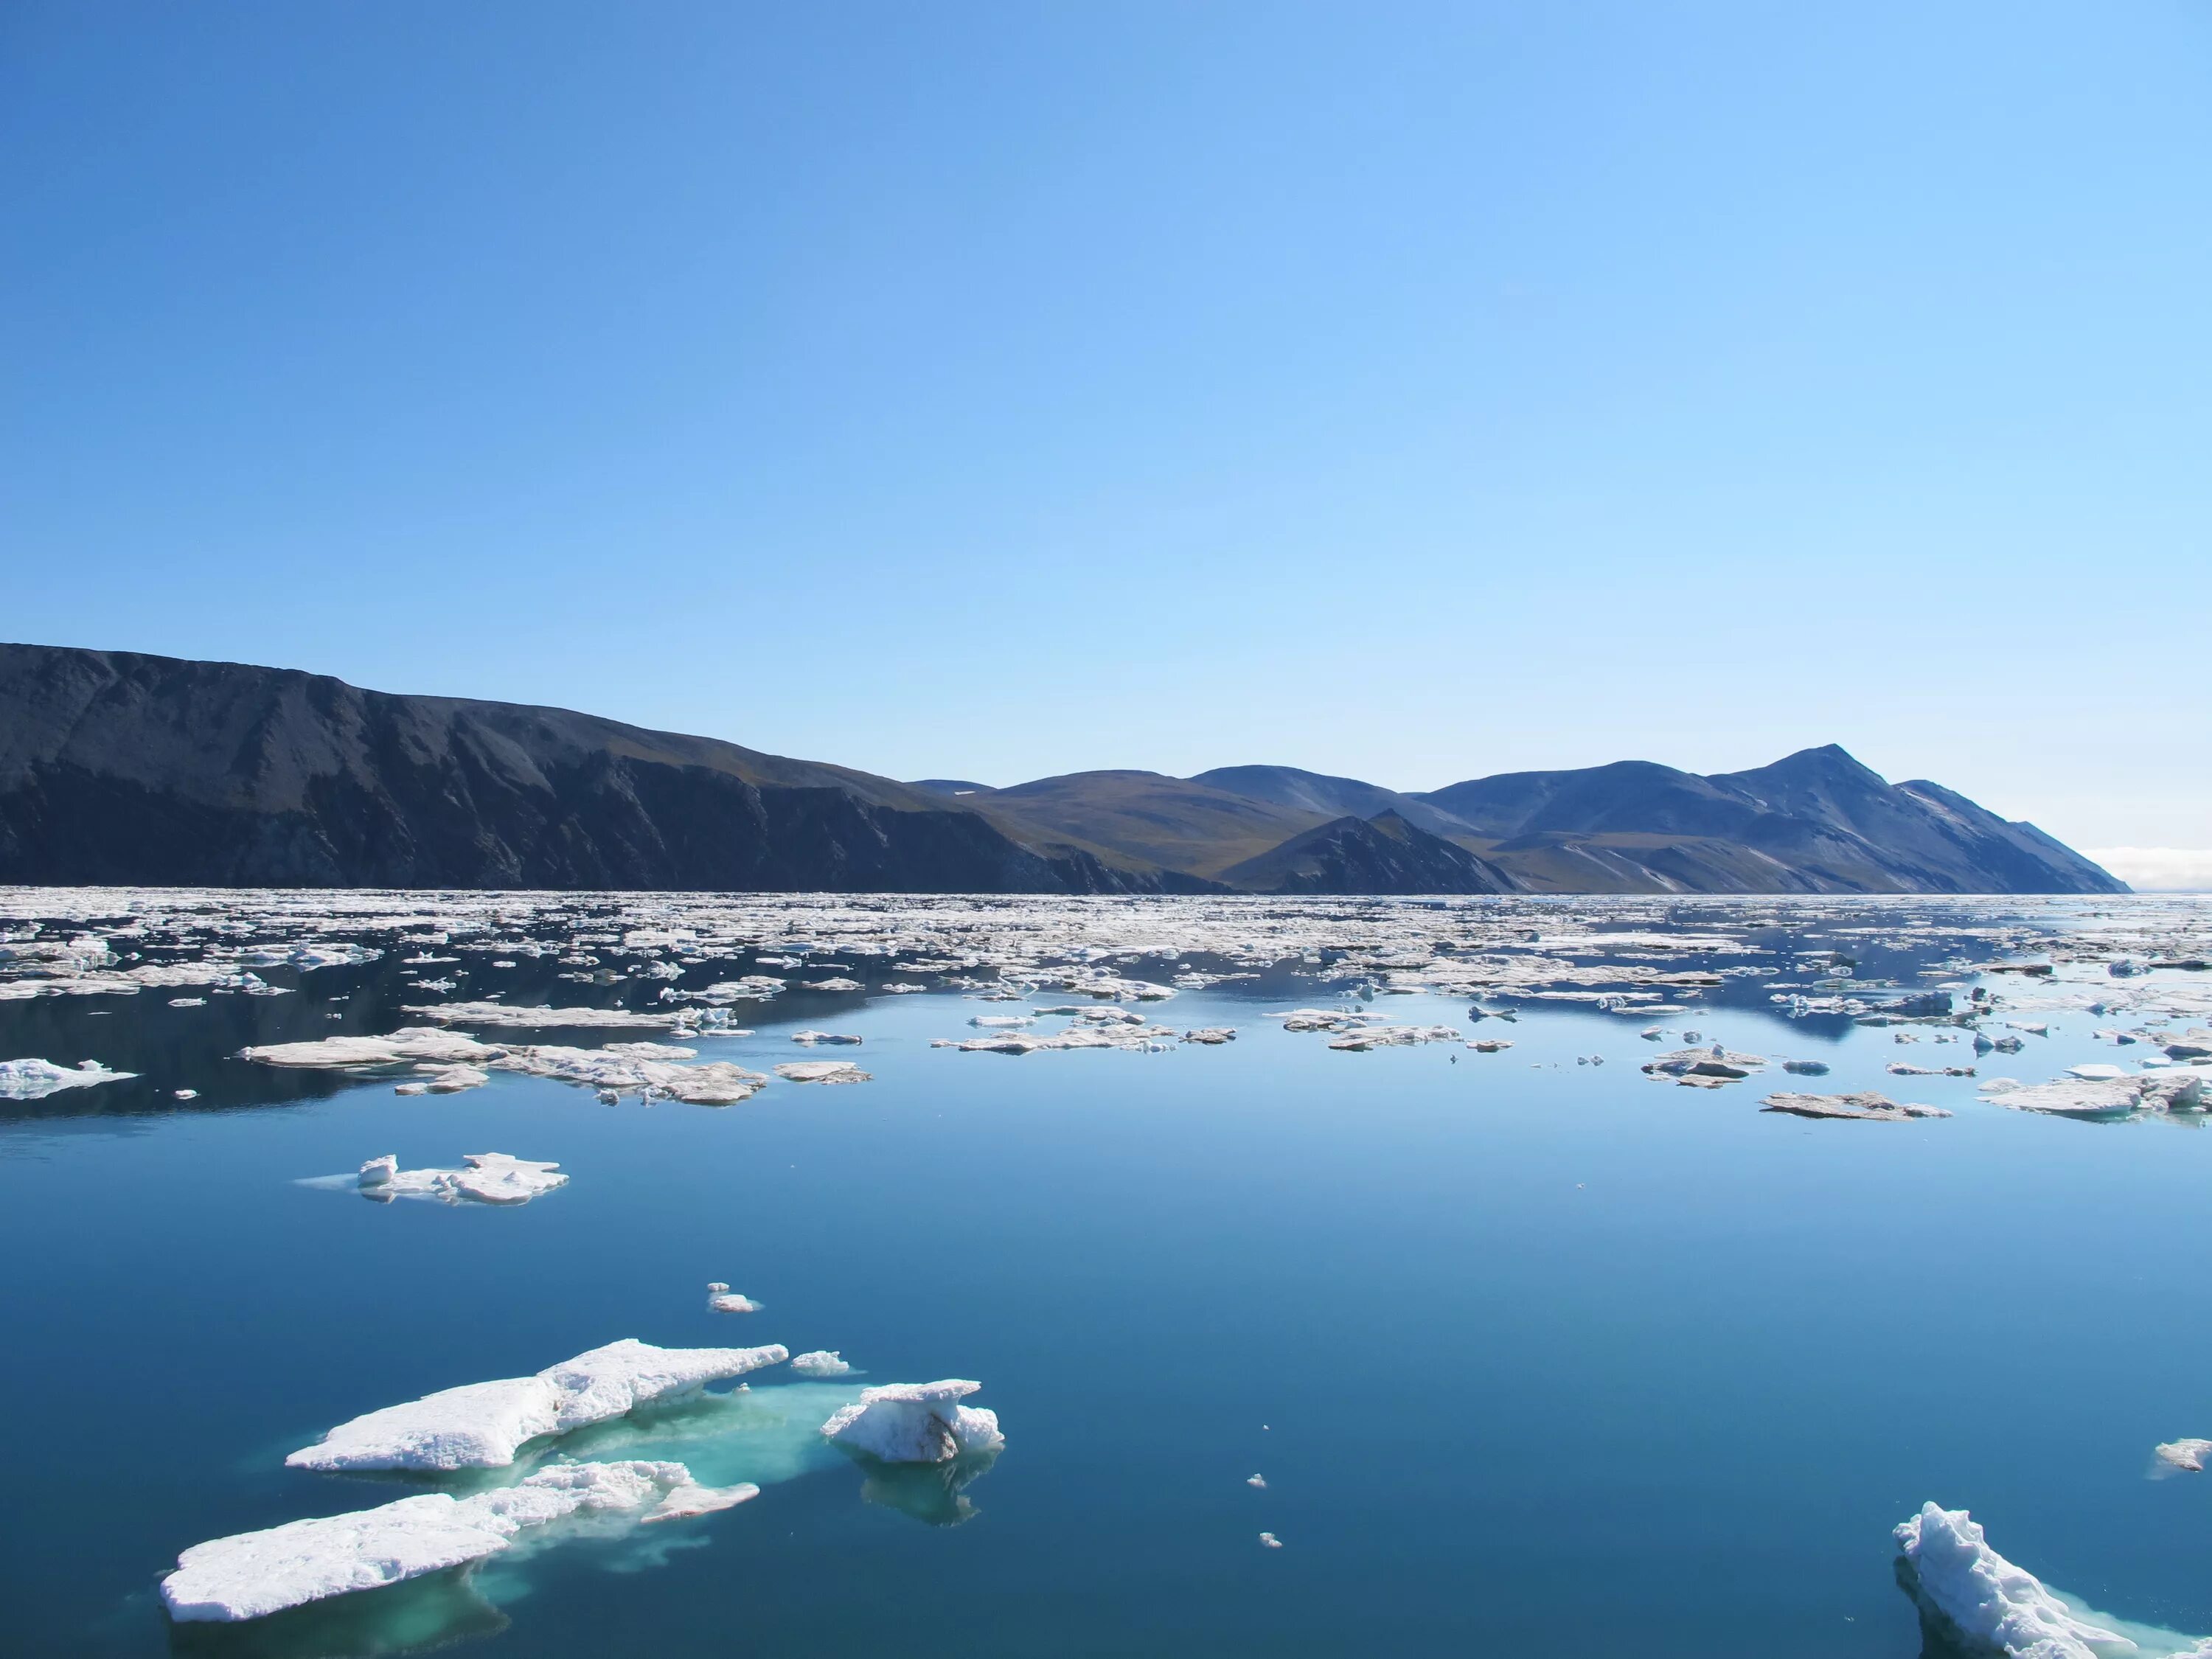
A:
[1246,1473,1267,1489]
[773,1060,871,1084]
[1259,1531,1282,1548]
[173,1088,198,1099]
[708,1290,762,1313]
[1781,1059,1829,1076]
[791,1351,853,1378]
[2156,1439,2212,1472]
[706,1282,729,1295]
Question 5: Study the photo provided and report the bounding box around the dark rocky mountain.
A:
[973,771,1329,880]
[0,645,1189,892]
[1217,810,1520,895]
[1186,765,1468,835]
[1400,745,2122,894]
[0,644,2122,895]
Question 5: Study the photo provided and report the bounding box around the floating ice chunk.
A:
[1761,1091,1952,1121]
[400,1001,689,1030]
[707,1286,762,1312]
[169,997,205,1007]
[969,1015,1033,1029]
[0,1057,136,1100]
[242,1028,505,1068]
[1888,1062,1976,1077]
[821,1380,1004,1464]
[799,978,861,992]
[1326,1024,1460,1051]
[1893,1502,2141,1659]
[1982,1079,2146,1116]
[393,1063,492,1096]
[773,1060,871,1084]
[493,1046,769,1105]
[1781,1059,1831,1076]
[2156,1439,2212,1473]
[161,1458,728,1623]
[2068,1063,2132,1082]
[1467,1038,1514,1053]
[1643,1046,1764,1080]
[1259,1531,1283,1548]
[288,1339,790,1471]
[1246,1473,1267,1489]
[1181,1027,1237,1044]
[791,1351,853,1378]
[351,1152,567,1205]
[791,1029,863,1045]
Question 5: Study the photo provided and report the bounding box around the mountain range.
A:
[0,644,2124,895]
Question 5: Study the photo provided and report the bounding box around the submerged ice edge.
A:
[1896,1502,2212,1659]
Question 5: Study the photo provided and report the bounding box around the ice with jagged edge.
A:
[821,1380,1004,1464]
[161,1458,755,1623]
[1895,1501,2212,1658]
[288,1339,790,1471]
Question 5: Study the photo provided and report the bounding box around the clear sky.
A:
[5,2,2208,863]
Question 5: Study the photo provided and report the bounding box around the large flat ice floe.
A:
[1893,1502,2212,1658]
[354,1152,568,1206]
[0,1057,136,1100]
[161,1458,754,1623]
[820,1380,1004,1464]
[288,1339,789,1472]
[1761,1091,1951,1121]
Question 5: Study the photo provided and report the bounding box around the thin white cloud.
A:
[2084,849,2212,893]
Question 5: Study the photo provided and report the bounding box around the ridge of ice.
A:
[821,1380,1004,1464]
[288,1339,790,1471]
[1893,1501,2197,1659]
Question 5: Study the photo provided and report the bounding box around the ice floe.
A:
[161,1458,752,1623]
[0,1057,136,1100]
[1761,1091,1951,1121]
[791,1351,854,1378]
[352,1152,568,1205]
[773,1060,871,1084]
[288,1339,790,1472]
[820,1380,1004,1464]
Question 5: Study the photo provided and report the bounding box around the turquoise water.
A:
[5,898,2212,1657]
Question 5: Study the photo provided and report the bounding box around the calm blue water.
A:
[4,899,2211,1658]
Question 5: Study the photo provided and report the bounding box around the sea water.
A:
[4,892,2211,1658]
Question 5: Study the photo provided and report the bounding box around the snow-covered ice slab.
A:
[791,1351,854,1378]
[0,1057,136,1100]
[288,1340,790,1472]
[161,1458,751,1623]
[821,1380,1004,1464]
[355,1152,567,1206]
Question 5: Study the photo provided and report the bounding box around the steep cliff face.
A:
[0,645,1166,892]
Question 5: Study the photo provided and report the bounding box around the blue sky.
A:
[5,1,2208,859]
